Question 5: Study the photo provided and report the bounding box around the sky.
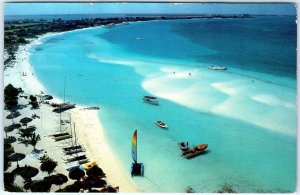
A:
[4,2,296,16]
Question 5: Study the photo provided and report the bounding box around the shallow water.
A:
[30,16,296,192]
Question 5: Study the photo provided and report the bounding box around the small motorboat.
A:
[178,142,189,151]
[208,66,227,70]
[143,96,159,105]
[182,144,208,159]
[156,121,168,129]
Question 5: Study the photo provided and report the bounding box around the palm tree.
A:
[40,159,57,176]
[3,172,24,192]
[86,165,106,178]
[30,132,41,151]
[4,172,15,189]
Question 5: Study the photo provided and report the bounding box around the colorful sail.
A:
[131,130,137,163]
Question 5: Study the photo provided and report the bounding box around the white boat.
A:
[143,96,159,105]
[208,66,227,70]
[156,121,168,129]
[178,142,189,151]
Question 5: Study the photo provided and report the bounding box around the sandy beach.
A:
[4,32,139,192]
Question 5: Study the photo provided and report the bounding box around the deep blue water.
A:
[100,16,296,78]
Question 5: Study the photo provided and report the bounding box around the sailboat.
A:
[51,77,72,141]
[52,77,75,113]
[64,123,86,156]
[64,122,88,165]
[131,130,144,177]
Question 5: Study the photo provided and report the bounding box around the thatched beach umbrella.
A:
[4,123,21,138]
[10,123,21,129]
[20,117,33,128]
[4,126,14,132]
[61,184,81,192]
[18,165,39,181]
[30,179,52,192]
[4,126,15,138]
[4,136,17,144]
[20,117,32,124]
[8,153,25,167]
[50,173,68,189]
[100,185,118,193]
[86,165,106,178]
[82,176,107,191]
[6,111,21,122]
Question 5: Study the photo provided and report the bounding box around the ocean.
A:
[29,16,296,192]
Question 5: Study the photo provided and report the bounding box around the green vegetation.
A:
[38,153,51,163]
[4,84,20,110]
[41,159,58,176]
[29,95,39,109]
[30,132,41,150]
[17,37,28,44]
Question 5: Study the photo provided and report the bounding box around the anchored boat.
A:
[208,66,227,70]
[182,144,208,159]
[156,121,168,129]
[143,96,159,105]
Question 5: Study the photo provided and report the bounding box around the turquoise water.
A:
[30,16,296,192]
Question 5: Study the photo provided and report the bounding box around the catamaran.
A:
[131,130,144,177]
[50,77,73,140]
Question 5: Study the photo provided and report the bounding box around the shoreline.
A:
[4,29,140,192]
[4,17,296,192]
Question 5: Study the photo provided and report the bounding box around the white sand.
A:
[4,34,139,192]
[142,67,296,137]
